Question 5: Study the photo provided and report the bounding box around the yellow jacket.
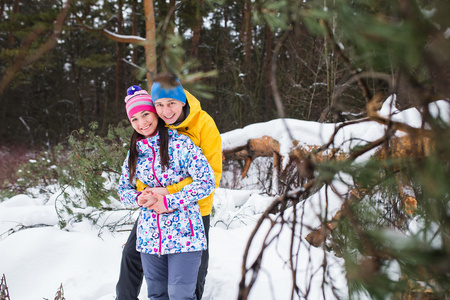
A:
[136,90,222,216]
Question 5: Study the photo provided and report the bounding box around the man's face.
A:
[154,98,185,125]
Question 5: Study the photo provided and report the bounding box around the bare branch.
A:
[0,0,72,96]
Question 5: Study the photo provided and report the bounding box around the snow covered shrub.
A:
[57,121,131,210]
[221,157,274,192]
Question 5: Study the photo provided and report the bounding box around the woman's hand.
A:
[147,192,174,214]
[143,186,169,196]
[137,192,157,208]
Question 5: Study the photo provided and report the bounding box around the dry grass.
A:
[0,273,10,300]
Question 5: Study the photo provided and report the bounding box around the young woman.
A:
[149,74,222,299]
[117,87,215,300]
[116,76,222,300]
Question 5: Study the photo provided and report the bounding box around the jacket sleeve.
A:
[136,178,147,192]
[166,177,193,194]
[137,175,193,194]
[164,138,215,210]
[198,112,222,190]
[166,112,222,194]
[117,152,141,207]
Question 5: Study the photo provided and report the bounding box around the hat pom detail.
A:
[127,85,142,96]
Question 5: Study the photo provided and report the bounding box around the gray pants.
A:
[141,251,202,300]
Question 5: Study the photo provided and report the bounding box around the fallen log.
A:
[222,135,344,179]
[222,133,426,247]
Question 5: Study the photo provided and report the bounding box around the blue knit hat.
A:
[151,78,187,104]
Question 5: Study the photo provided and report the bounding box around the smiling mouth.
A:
[164,114,175,119]
[142,125,152,130]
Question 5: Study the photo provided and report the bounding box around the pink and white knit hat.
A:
[124,85,156,120]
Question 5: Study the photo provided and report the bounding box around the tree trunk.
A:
[239,1,245,44]
[160,0,176,73]
[0,0,5,23]
[168,0,176,35]
[190,0,204,59]
[115,0,124,115]
[131,0,138,68]
[264,25,273,119]
[143,0,157,89]
[244,0,252,65]
[7,0,20,48]
[68,53,84,124]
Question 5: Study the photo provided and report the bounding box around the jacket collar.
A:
[136,129,175,152]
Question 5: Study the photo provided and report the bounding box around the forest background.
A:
[1,0,450,299]
[1,0,447,152]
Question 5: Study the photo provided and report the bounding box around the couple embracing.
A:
[117,73,222,300]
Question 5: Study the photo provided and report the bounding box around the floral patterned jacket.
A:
[117,129,215,255]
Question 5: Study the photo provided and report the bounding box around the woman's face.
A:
[154,98,185,125]
[130,110,158,138]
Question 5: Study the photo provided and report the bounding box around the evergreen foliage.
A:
[0,0,449,299]
[58,121,130,209]
[322,149,450,299]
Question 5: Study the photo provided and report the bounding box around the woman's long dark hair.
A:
[128,117,170,183]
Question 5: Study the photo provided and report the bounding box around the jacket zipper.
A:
[157,214,162,256]
[186,207,194,237]
[149,145,162,187]
[189,218,194,237]
[149,144,163,256]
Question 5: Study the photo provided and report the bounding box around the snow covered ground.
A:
[0,186,346,300]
